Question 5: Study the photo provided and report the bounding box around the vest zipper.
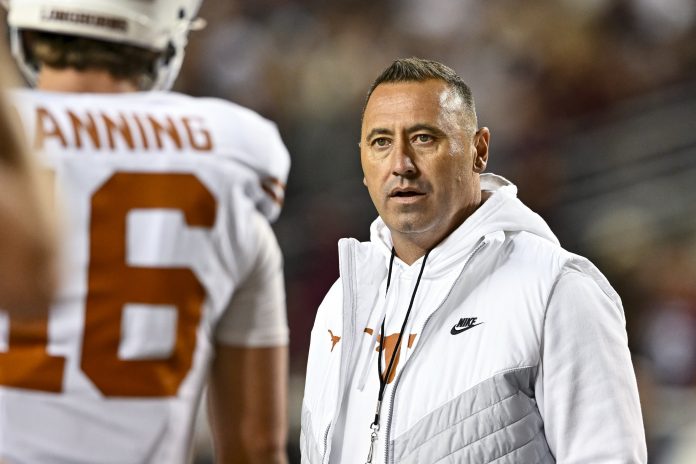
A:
[383,239,488,464]
[322,423,331,463]
[324,240,360,462]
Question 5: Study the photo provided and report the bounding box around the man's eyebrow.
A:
[407,123,446,137]
[364,127,393,142]
[364,124,446,142]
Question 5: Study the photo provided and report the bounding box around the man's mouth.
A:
[393,192,422,197]
[389,188,426,201]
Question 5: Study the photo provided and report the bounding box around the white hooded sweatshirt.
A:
[301,174,647,464]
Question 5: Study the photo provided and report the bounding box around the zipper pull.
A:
[365,423,379,464]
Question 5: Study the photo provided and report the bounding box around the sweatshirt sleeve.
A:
[536,267,647,463]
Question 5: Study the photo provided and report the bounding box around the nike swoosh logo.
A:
[450,322,484,335]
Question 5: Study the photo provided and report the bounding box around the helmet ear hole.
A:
[178,8,185,19]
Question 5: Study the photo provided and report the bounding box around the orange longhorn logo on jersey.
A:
[364,328,417,384]
[328,330,341,352]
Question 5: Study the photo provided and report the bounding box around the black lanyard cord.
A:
[372,247,430,429]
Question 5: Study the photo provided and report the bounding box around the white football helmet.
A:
[3,0,205,90]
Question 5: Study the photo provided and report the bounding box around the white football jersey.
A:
[0,89,291,464]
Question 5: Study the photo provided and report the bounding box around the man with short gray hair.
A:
[301,57,647,463]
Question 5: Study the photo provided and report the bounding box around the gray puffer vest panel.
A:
[389,368,555,464]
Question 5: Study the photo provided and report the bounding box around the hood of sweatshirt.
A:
[368,173,559,277]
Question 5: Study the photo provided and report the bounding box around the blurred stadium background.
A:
[6,0,696,462]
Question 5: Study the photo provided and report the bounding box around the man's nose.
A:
[391,139,417,177]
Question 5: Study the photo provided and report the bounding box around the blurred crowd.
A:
[8,0,675,461]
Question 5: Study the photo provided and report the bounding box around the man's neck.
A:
[390,237,430,266]
[37,67,138,93]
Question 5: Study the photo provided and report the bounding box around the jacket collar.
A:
[368,173,559,279]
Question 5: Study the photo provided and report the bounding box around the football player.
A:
[1,1,290,463]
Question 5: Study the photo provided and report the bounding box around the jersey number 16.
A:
[0,172,217,398]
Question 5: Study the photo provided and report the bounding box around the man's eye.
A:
[415,134,433,143]
[372,138,390,147]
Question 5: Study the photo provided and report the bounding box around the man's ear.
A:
[363,177,367,187]
[473,127,490,173]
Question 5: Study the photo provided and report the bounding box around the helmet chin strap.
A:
[151,16,204,91]
[151,47,183,91]
[151,36,184,91]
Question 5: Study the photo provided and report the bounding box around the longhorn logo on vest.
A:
[328,330,341,352]
[364,328,417,384]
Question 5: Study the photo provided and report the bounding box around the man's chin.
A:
[386,218,430,235]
